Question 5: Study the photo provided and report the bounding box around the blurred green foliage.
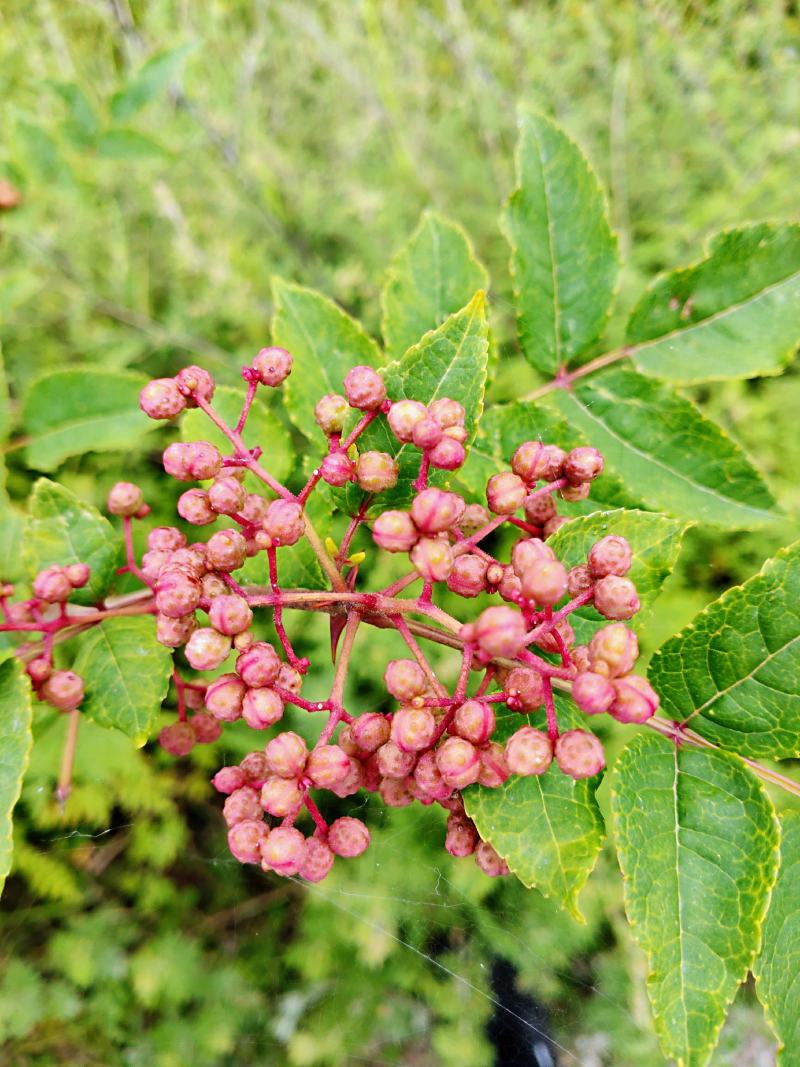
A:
[1,1,798,1063]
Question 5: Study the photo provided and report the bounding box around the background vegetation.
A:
[1,1,798,1063]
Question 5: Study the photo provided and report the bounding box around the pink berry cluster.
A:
[1,344,660,883]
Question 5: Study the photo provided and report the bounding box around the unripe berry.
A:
[413,751,452,802]
[478,741,509,788]
[260,826,305,876]
[427,436,465,470]
[375,740,416,779]
[39,670,84,711]
[445,816,478,857]
[436,737,481,789]
[567,564,593,598]
[372,510,418,552]
[236,642,281,687]
[241,494,269,524]
[520,558,568,607]
[240,751,270,787]
[218,667,259,714]
[571,672,615,716]
[543,516,569,538]
[32,566,72,604]
[458,503,490,536]
[213,765,247,794]
[206,529,247,572]
[356,451,398,493]
[306,745,352,788]
[587,535,633,579]
[411,416,443,449]
[314,394,349,436]
[266,731,308,778]
[144,551,171,586]
[554,730,605,779]
[148,527,186,553]
[410,537,454,582]
[190,712,221,743]
[159,721,196,756]
[344,365,386,410]
[378,776,414,807]
[140,377,186,420]
[511,441,564,483]
[174,365,215,407]
[184,687,205,712]
[387,399,428,442]
[411,488,466,534]
[473,605,527,659]
[64,563,90,589]
[328,816,370,858]
[446,553,488,598]
[391,706,437,753]
[298,836,335,882]
[252,346,293,387]
[228,819,267,864]
[503,666,545,711]
[453,700,495,745]
[208,476,247,516]
[559,482,591,503]
[201,574,227,600]
[571,645,592,674]
[170,546,207,577]
[475,840,509,877]
[27,657,52,685]
[428,398,465,428]
[523,492,557,525]
[156,612,197,649]
[609,675,659,724]
[351,713,391,754]
[588,623,639,677]
[107,481,144,517]
[185,627,232,671]
[511,537,555,578]
[564,446,604,485]
[320,451,355,487]
[155,568,202,618]
[277,663,304,696]
[260,774,303,817]
[6,603,34,626]
[164,441,222,482]
[443,424,468,444]
[486,472,527,515]
[242,687,284,729]
[593,576,640,620]
[504,727,552,775]
[330,757,364,799]
[223,786,262,826]
[263,500,305,546]
[384,659,427,701]
[209,594,253,636]
[534,618,575,656]
[498,566,523,603]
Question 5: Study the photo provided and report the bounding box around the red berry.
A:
[260,774,303,817]
[314,394,349,436]
[588,623,639,677]
[411,488,466,535]
[223,786,262,826]
[175,365,215,405]
[588,535,633,578]
[156,612,197,649]
[428,398,465,428]
[228,819,267,864]
[306,745,351,788]
[372,510,418,552]
[344,366,386,411]
[298,836,335,882]
[554,730,605,779]
[446,553,488,598]
[212,765,247,794]
[148,527,187,553]
[411,416,444,449]
[185,628,231,671]
[436,737,481,790]
[474,840,509,877]
[505,727,552,776]
[486,472,527,515]
[452,700,496,745]
[511,537,555,578]
[155,568,202,618]
[206,528,248,572]
[32,566,72,604]
[209,594,253,636]
[263,500,305,546]
[252,346,293,386]
[473,605,527,659]
[208,476,247,516]
[260,826,305,876]
[191,712,222,743]
[571,671,615,716]
[351,713,391,754]
[609,675,659,724]
[328,816,370,858]
[387,399,428,442]
[445,815,478,857]
[140,378,186,420]
[320,451,355,487]
[391,706,437,753]
[519,559,568,607]
[356,451,398,493]
[375,740,417,780]
[205,674,246,722]
[107,481,144,517]
[384,659,427,701]
[236,642,281,687]
[39,670,84,711]
[523,492,557,525]
[564,447,603,485]
[410,537,454,582]
[503,666,545,711]
[427,436,465,470]
[266,732,309,778]
[593,576,640,620]
[242,687,284,729]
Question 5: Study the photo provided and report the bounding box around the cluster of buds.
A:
[1,342,661,883]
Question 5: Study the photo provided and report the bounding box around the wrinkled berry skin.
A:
[588,535,632,578]
[505,727,552,776]
[328,816,370,858]
[474,840,509,878]
[140,378,185,420]
[306,745,351,788]
[107,481,144,517]
[593,575,640,620]
[252,346,293,387]
[571,672,615,715]
[589,623,639,677]
[503,666,545,711]
[446,553,488,598]
[223,786,262,827]
[428,436,465,470]
[410,537,454,582]
[453,700,495,745]
[388,399,428,442]
[519,558,568,606]
[228,820,267,864]
[564,447,604,485]
[159,721,196,757]
[242,687,284,729]
[384,659,427,701]
[264,501,305,546]
[320,452,355,487]
[266,732,309,778]
[473,605,527,659]
[609,675,659,724]
[391,706,436,753]
[163,441,222,482]
[356,451,398,493]
[237,642,281,687]
[260,826,305,876]
[372,511,418,552]
[185,628,232,671]
[486,472,527,515]
[344,366,386,410]
[33,566,72,604]
[411,488,465,535]
[209,594,253,636]
[298,837,335,882]
[436,737,481,790]
[40,670,84,711]
[178,488,217,526]
[314,394,349,436]
[555,730,605,779]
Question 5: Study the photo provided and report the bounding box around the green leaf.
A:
[181,385,293,488]
[0,504,26,585]
[547,508,689,641]
[628,224,800,383]
[96,129,166,161]
[648,541,800,759]
[464,699,604,920]
[503,110,618,375]
[611,733,779,1067]
[273,279,382,445]
[0,346,9,444]
[74,617,173,745]
[455,400,635,516]
[22,367,155,471]
[24,479,120,607]
[110,44,196,122]
[342,292,489,514]
[755,810,800,1066]
[551,366,778,527]
[381,210,488,360]
[0,658,33,897]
